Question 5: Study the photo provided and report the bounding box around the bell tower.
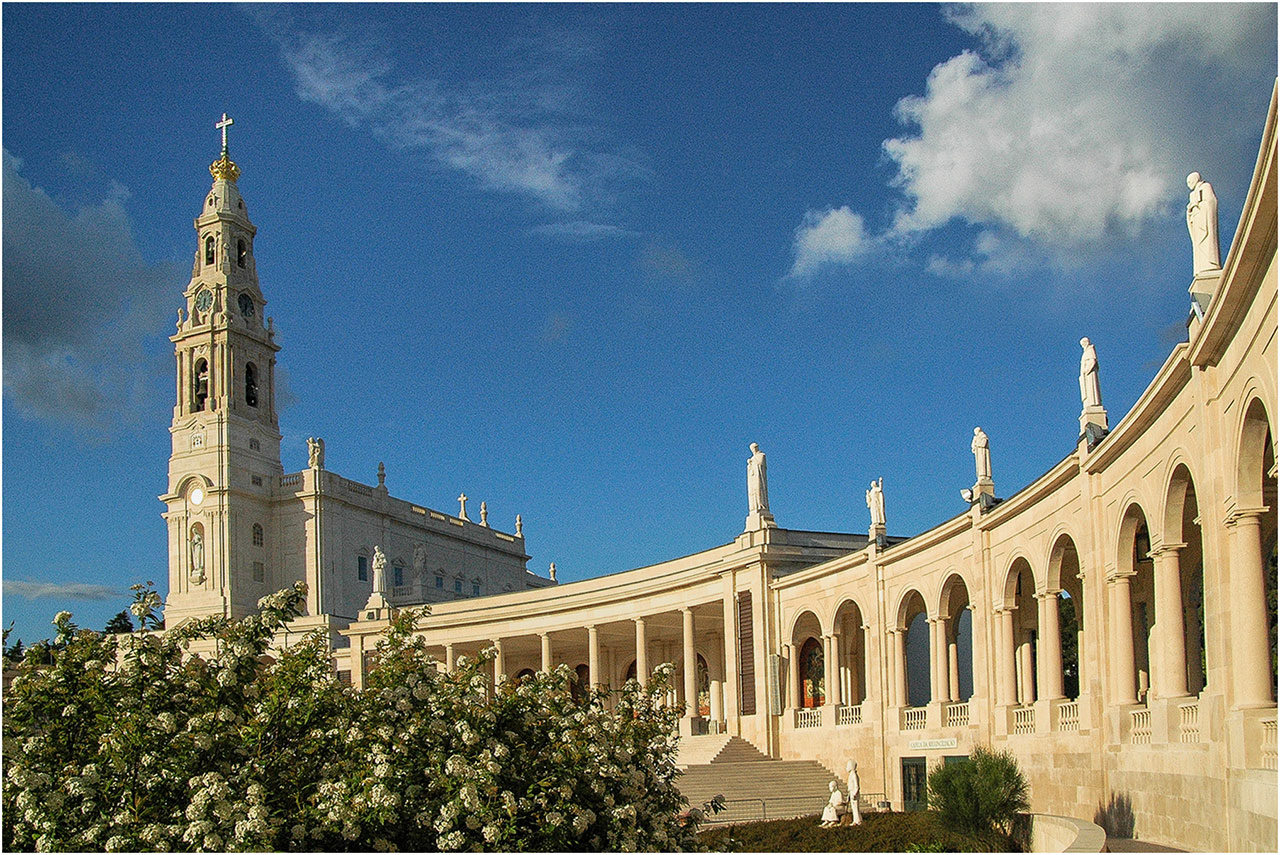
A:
[161,114,284,625]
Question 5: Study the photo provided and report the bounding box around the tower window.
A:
[472,582,481,596]
[204,236,215,265]
[238,293,255,318]
[394,566,404,588]
[358,555,368,582]
[193,359,209,411]
[252,523,264,547]
[435,575,444,589]
[237,239,247,268]
[245,363,258,408]
[454,578,463,594]
[252,561,265,583]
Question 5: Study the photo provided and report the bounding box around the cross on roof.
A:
[215,113,234,152]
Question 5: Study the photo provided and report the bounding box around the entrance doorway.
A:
[901,757,927,811]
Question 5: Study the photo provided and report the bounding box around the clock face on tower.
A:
[238,293,255,318]
[194,289,213,312]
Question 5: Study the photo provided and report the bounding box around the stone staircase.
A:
[675,736,839,823]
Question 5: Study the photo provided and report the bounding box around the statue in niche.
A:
[413,543,428,585]
[865,478,886,528]
[307,437,325,469]
[371,546,387,594]
[846,760,863,825]
[1079,337,1102,410]
[1185,172,1221,275]
[972,427,992,482]
[820,780,845,827]
[189,528,205,584]
[747,443,770,513]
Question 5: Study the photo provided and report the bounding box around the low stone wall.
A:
[1030,813,1107,853]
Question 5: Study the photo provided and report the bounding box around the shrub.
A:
[3,584,706,852]
[926,746,1029,839]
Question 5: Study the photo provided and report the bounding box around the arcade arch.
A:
[1161,464,1207,697]
[1047,534,1084,700]
[791,610,825,708]
[1231,398,1278,706]
[896,590,930,708]
[833,599,868,706]
[938,575,974,702]
[1002,558,1040,706]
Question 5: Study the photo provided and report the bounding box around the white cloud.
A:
[791,3,1275,277]
[5,579,120,601]
[531,220,640,241]
[2,151,182,433]
[275,27,646,213]
[789,207,873,278]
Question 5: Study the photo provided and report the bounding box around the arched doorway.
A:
[799,637,825,707]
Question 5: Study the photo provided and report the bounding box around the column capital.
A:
[1107,569,1136,583]
[993,604,1018,616]
[1226,506,1270,527]
[1148,542,1187,559]
[1034,588,1062,600]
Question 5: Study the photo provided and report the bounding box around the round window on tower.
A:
[238,293,255,318]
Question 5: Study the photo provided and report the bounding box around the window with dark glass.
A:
[358,555,368,582]
[245,363,258,408]
[252,523,264,547]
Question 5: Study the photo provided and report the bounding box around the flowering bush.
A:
[3,584,709,851]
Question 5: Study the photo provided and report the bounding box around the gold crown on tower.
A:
[209,112,241,182]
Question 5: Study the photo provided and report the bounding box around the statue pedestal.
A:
[1189,270,1222,318]
[1079,406,1109,434]
[360,592,390,622]
[744,510,777,532]
[868,523,886,548]
[972,478,994,499]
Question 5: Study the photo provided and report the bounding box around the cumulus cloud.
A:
[2,151,183,433]
[790,3,1276,277]
[4,579,120,601]
[272,24,647,213]
[789,206,873,278]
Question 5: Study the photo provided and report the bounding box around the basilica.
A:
[164,90,1278,850]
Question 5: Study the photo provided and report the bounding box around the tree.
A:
[104,611,134,635]
[3,584,710,852]
[926,745,1029,841]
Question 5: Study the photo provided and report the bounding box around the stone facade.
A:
[162,92,1277,851]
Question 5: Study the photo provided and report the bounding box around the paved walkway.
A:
[1105,838,1187,852]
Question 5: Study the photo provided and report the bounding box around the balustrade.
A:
[1056,700,1079,732]
[1013,705,1036,735]
[795,707,822,729]
[279,473,302,488]
[1261,719,1277,771]
[1130,708,1152,745]
[837,704,863,727]
[902,706,927,731]
[1178,702,1200,743]
[944,701,969,728]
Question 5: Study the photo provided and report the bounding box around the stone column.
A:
[493,638,506,685]
[1229,511,1274,707]
[721,585,739,721]
[848,631,862,706]
[588,625,600,690]
[1038,591,1065,700]
[895,629,909,707]
[1110,574,1137,704]
[948,638,961,702]
[778,637,788,711]
[634,618,648,686]
[710,678,724,723]
[540,633,552,673]
[1018,634,1036,705]
[829,634,843,706]
[996,608,1015,706]
[445,643,456,673]
[928,618,943,703]
[1151,544,1189,699]
[682,608,697,719]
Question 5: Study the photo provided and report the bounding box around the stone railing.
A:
[795,707,822,729]
[1130,708,1152,745]
[1055,700,1079,732]
[279,473,302,489]
[945,701,970,728]
[1262,718,1277,770]
[902,706,927,731]
[1014,705,1036,735]
[837,704,863,726]
[340,477,373,497]
[1178,701,1200,743]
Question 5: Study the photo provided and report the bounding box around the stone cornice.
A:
[1085,343,1192,472]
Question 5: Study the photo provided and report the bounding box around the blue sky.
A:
[3,3,1276,645]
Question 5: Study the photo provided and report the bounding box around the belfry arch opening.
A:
[245,362,259,408]
[204,235,215,265]
[192,358,209,412]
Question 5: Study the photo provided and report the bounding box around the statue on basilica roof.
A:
[1186,171,1221,276]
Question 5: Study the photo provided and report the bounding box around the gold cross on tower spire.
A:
[209,111,241,183]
